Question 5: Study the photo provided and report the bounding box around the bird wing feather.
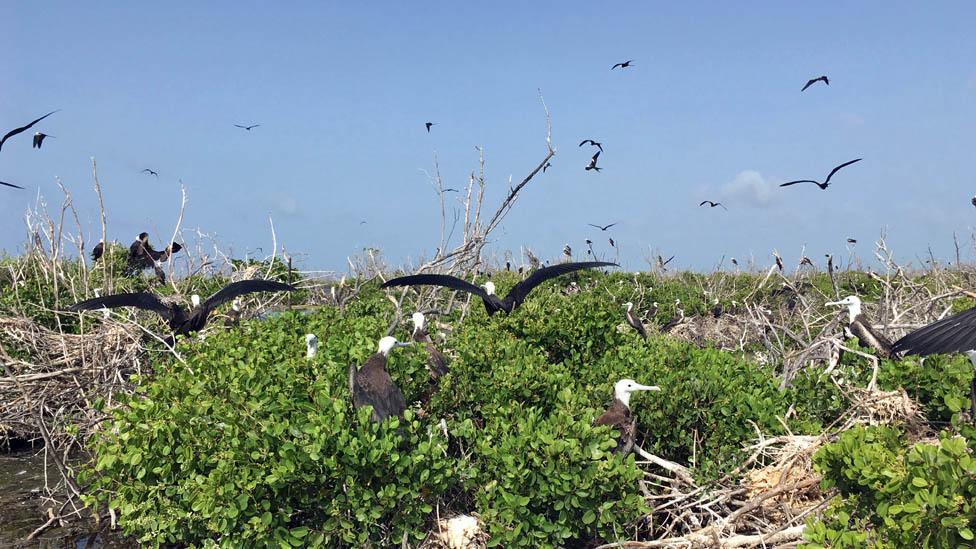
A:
[823,158,862,184]
[779,180,818,187]
[893,306,976,356]
[68,292,174,320]
[381,274,489,299]
[506,261,617,307]
[0,181,24,189]
[203,280,296,311]
[0,110,59,150]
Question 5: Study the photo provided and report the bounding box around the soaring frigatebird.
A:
[611,60,634,70]
[588,222,617,231]
[585,151,602,172]
[349,336,412,422]
[382,261,617,316]
[234,123,260,131]
[699,200,727,210]
[594,379,660,455]
[579,139,603,152]
[826,296,894,358]
[1,180,24,190]
[67,280,295,338]
[411,312,448,379]
[801,75,829,91]
[141,169,159,178]
[780,158,862,190]
[0,110,59,151]
[425,122,436,132]
[32,132,53,149]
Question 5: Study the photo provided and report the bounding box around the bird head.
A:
[410,311,426,331]
[138,232,149,242]
[378,336,412,356]
[614,379,661,408]
[190,294,201,308]
[825,295,862,322]
[305,334,318,359]
[483,281,496,296]
[624,302,634,312]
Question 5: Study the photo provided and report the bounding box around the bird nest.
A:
[840,387,928,435]
[666,314,764,351]
[0,315,144,444]
[420,514,488,549]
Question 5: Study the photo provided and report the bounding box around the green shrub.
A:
[803,426,976,548]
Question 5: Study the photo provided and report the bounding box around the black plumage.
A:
[234,124,260,131]
[611,60,634,70]
[0,110,59,151]
[349,337,410,422]
[780,159,862,190]
[127,232,183,281]
[801,75,829,91]
[1,180,24,190]
[91,242,104,261]
[588,222,617,231]
[425,122,436,132]
[142,169,159,177]
[892,306,976,357]
[32,132,53,149]
[624,302,646,339]
[585,151,602,172]
[579,139,603,152]
[382,261,617,316]
[699,200,727,210]
[67,280,295,337]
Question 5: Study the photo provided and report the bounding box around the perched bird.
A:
[1,180,25,190]
[624,302,647,339]
[563,244,572,258]
[382,261,617,316]
[234,123,260,131]
[543,161,552,173]
[661,299,685,332]
[349,336,412,422]
[305,333,318,359]
[711,298,723,318]
[425,122,436,132]
[67,280,296,339]
[91,242,104,261]
[411,312,448,379]
[127,232,183,279]
[801,75,829,91]
[611,60,634,70]
[225,299,243,329]
[0,110,59,151]
[585,151,602,172]
[579,139,604,152]
[779,158,862,190]
[699,200,727,210]
[773,252,784,272]
[32,132,53,149]
[594,379,659,455]
[647,302,659,319]
[826,296,894,358]
[847,238,857,244]
[799,256,814,267]
[588,222,617,231]
[141,169,159,177]
[525,249,541,269]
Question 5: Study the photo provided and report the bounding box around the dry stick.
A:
[91,158,111,294]
[166,182,188,293]
[265,215,278,280]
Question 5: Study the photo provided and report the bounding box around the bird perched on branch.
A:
[826,296,894,358]
[67,280,296,340]
[91,242,105,261]
[382,261,617,316]
[594,379,659,455]
[801,75,829,91]
[349,336,412,423]
[127,232,183,282]
[779,159,862,191]
[0,110,59,151]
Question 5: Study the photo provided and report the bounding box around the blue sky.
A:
[2,2,974,272]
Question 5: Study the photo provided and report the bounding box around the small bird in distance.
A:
[425,122,436,132]
[699,200,727,210]
[588,222,617,231]
[801,75,829,91]
[579,139,603,152]
[141,169,159,178]
[234,124,260,131]
[611,60,634,70]
[780,158,862,190]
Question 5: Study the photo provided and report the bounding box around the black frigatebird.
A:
[594,379,659,455]
[780,158,862,190]
[699,200,727,210]
[349,336,411,422]
[801,75,829,91]
[0,110,59,151]
[579,139,603,152]
[32,132,53,149]
[1,181,24,190]
[611,60,634,70]
[425,122,436,132]
[142,169,159,177]
[585,151,602,172]
[234,124,260,131]
[588,222,617,231]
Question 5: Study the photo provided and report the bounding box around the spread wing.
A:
[68,292,175,321]
[203,280,296,311]
[507,261,617,306]
[591,150,601,162]
[0,110,59,151]
[381,274,488,299]
[779,180,818,187]
[823,158,862,184]
[892,306,976,356]
[801,78,817,91]
[0,181,24,189]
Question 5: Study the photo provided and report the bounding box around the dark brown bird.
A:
[588,222,617,231]
[425,122,436,132]
[579,139,603,152]
[780,158,862,190]
[1,180,24,190]
[543,161,552,173]
[382,261,617,316]
[624,302,646,339]
[234,124,260,131]
[847,238,857,244]
[826,296,894,358]
[32,132,53,149]
[609,238,616,247]
[585,151,602,172]
[127,232,183,280]
[348,336,411,422]
[411,312,448,379]
[611,60,634,70]
[801,75,829,91]
[594,379,659,455]
[773,252,784,272]
[699,200,727,210]
[142,169,159,177]
[91,242,104,261]
[0,110,59,151]
[67,280,295,338]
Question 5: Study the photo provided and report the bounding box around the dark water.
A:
[0,448,134,548]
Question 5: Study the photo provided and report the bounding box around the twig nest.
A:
[846,387,926,433]
[422,514,487,549]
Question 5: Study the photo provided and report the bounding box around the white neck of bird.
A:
[411,312,426,331]
[483,281,496,295]
[846,302,861,323]
[191,295,201,307]
[616,388,634,408]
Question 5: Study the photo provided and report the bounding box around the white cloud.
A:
[720,170,777,208]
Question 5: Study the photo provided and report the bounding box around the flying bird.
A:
[579,139,604,152]
[141,169,159,178]
[826,296,894,358]
[609,238,616,247]
[127,232,184,282]
[1,180,24,190]
[425,122,436,132]
[382,261,617,316]
[442,188,459,193]
[801,75,829,91]
[67,280,296,338]
[0,110,59,151]
[543,161,552,173]
[847,238,857,244]
[349,336,411,422]
[624,302,647,340]
[780,158,862,190]
[585,151,602,172]
[594,379,659,455]
[699,200,727,210]
[611,60,634,70]
[32,132,53,149]
[234,124,260,131]
[971,195,976,209]
[588,222,617,231]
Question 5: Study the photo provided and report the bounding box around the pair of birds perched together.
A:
[91,232,184,283]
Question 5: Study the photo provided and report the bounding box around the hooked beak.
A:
[825,301,844,307]
[395,341,414,349]
[634,384,661,392]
